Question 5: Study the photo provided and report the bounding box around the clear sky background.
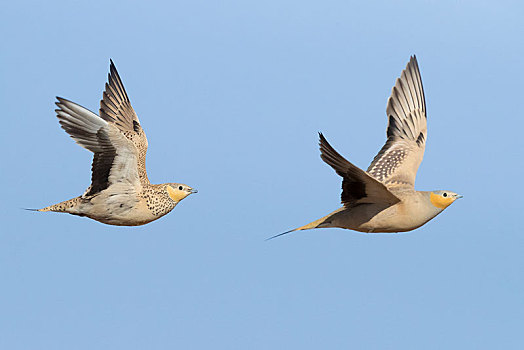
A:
[1,0,523,349]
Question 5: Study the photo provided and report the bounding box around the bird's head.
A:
[166,183,198,202]
[430,190,462,209]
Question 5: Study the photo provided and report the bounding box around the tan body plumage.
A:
[303,190,446,233]
[276,56,461,238]
[37,61,196,226]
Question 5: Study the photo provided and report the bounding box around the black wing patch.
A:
[341,178,366,204]
[133,120,141,133]
[416,132,425,146]
[85,129,117,196]
[319,133,400,207]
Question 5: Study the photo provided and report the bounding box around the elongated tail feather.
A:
[33,197,83,213]
[267,211,337,240]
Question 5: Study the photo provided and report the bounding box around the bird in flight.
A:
[272,56,461,239]
[36,60,197,226]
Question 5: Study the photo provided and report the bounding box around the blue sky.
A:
[1,0,523,349]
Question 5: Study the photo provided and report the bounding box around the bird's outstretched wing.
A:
[99,60,150,184]
[367,56,427,189]
[56,97,141,197]
[319,133,400,208]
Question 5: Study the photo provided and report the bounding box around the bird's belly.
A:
[80,193,160,226]
[334,203,430,233]
[359,215,422,233]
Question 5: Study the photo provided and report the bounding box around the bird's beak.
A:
[190,189,198,194]
[455,194,463,199]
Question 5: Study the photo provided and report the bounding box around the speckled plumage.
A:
[275,56,461,238]
[37,61,196,226]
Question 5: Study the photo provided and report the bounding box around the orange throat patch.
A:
[430,192,454,209]
[167,186,187,202]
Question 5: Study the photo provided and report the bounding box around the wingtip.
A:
[408,55,420,69]
[109,59,119,77]
[55,97,75,109]
[318,132,327,145]
[55,97,65,108]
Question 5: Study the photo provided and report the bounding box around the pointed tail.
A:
[23,207,55,212]
[267,211,339,240]
[29,197,82,213]
[33,204,64,212]
[266,228,299,241]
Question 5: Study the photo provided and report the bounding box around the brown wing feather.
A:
[55,97,140,197]
[100,60,139,131]
[99,60,150,185]
[87,129,117,196]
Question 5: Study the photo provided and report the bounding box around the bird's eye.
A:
[443,193,448,197]
[179,186,183,190]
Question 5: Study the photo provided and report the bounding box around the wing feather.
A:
[99,60,150,184]
[55,97,140,196]
[367,56,427,189]
[319,133,400,208]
